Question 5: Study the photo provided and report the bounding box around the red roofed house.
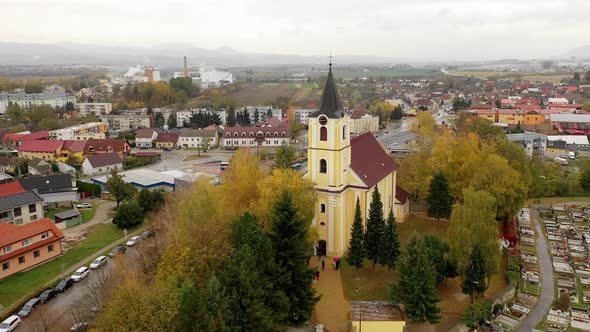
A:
[18,140,65,161]
[306,64,408,257]
[84,138,131,157]
[350,110,379,134]
[154,133,180,149]
[222,126,290,148]
[0,218,65,280]
[0,180,45,225]
[2,130,50,150]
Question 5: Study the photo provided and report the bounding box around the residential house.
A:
[81,152,123,175]
[135,128,162,148]
[154,133,180,149]
[0,181,44,225]
[84,139,131,156]
[177,129,216,149]
[0,157,18,173]
[2,130,50,150]
[28,158,53,176]
[49,122,106,140]
[18,140,64,161]
[0,218,65,280]
[19,174,78,208]
[350,110,379,134]
[58,140,87,164]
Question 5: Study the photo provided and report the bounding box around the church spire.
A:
[310,61,344,119]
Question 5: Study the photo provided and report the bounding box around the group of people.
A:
[311,246,341,281]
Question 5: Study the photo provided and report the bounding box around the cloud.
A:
[0,0,588,60]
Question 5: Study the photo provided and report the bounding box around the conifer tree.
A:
[378,209,401,270]
[391,233,441,324]
[269,191,319,325]
[426,172,453,220]
[461,245,487,303]
[347,198,366,268]
[365,186,385,269]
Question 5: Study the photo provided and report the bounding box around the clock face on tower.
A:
[319,116,328,125]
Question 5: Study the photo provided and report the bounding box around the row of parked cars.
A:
[0,230,154,332]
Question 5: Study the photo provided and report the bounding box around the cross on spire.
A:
[329,52,333,68]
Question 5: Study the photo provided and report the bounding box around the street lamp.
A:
[355,287,362,332]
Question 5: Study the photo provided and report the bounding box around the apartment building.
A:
[0,87,75,114]
[75,103,113,117]
[100,110,153,131]
[49,122,106,140]
[0,181,44,225]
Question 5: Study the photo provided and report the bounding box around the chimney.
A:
[184,56,188,78]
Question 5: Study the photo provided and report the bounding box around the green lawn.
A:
[79,204,97,222]
[525,197,590,205]
[45,207,71,220]
[0,223,132,310]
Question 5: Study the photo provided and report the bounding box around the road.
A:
[17,238,149,331]
[140,148,232,172]
[516,208,554,332]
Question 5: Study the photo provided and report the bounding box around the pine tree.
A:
[269,191,319,325]
[391,233,441,324]
[347,198,366,268]
[426,172,453,220]
[365,186,385,269]
[273,142,297,169]
[378,209,400,271]
[461,245,487,303]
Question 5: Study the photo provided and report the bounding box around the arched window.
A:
[343,125,347,139]
[320,126,327,141]
[320,203,326,213]
[320,159,327,173]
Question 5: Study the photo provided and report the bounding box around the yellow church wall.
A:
[351,321,405,332]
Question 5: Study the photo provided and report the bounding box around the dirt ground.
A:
[310,256,350,332]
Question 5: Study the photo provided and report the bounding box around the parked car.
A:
[71,266,90,282]
[76,203,92,209]
[142,229,155,238]
[18,298,40,317]
[108,245,126,258]
[90,255,108,269]
[126,236,141,247]
[0,315,21,332]
[38,288,58,303]
[55,278,75,293]
[163,147,172,152]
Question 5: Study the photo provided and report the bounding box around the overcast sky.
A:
[1,0,588,61]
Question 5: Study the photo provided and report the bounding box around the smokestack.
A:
[184,56,188,78]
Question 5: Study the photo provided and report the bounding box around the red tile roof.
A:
[0,218,64,250]
[2,133,24,142]
[62,140,87,153]
[395,185,410,204]
[0,181,26,197]
[21,130,50,141]
[350,132,399,188]
[84,139,130,154]
[18,140,64,153]
[351,110,376,119]
[154,133,180,143]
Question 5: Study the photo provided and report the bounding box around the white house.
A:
[81,152,123,175]
[222,126,290,148]
[135,128,161,148]
[177,129,217,148]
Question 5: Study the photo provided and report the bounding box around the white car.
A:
[71,266,90,282]
[0,315,21,332]
[76,203,92,209]
[89,256,108,269]
[126,236,140,247]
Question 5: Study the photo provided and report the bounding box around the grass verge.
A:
[79,203,97,222]
[183,154,210,161]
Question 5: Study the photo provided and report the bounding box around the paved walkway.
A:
[62,199,116,237]
[311,257,349,332]
[516,207,554,332]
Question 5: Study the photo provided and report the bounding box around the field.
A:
[447,70,571,83]
[227,82,322,106]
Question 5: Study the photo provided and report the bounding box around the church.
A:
[307,64,409,258]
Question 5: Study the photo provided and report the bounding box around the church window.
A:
[343,125,347,139]
[320,127,327,141]
[320,159,327,173]
[320,203,326,213]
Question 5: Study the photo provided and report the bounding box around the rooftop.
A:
[350,132,399,188]
[18,140,64,153]
[350,301,404,321]
[85,152,123,168]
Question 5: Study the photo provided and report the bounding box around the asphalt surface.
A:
[16,239,146,331]
[516,208,554,332]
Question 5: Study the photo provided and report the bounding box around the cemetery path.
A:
[516,207,554,332]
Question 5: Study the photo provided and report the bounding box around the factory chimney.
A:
[184,56,188,78]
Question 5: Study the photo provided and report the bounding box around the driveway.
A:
[62,200,116,238]
[516,207,554,331]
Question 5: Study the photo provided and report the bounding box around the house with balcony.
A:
[0,181,44,225]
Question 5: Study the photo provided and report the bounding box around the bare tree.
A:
[28,306,69,332]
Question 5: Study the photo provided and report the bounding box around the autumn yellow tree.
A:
[252,169,317,229]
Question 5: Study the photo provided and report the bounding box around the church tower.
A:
[308,63,351,256]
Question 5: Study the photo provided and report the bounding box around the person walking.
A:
[321,260,325,271]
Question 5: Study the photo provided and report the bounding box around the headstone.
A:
[315,324,324,332]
